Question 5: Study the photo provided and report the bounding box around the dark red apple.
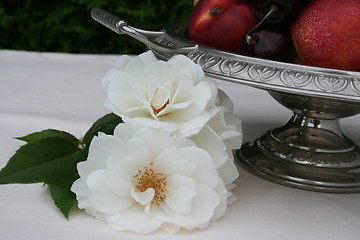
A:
[188,0,258,53]
[291,0,360,72]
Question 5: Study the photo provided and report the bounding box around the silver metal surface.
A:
[91,8,360,193]
[91,8,197,54]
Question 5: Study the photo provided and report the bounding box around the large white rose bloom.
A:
[102,51,243,204]
[71,124,228,234]
[102,51,218,138]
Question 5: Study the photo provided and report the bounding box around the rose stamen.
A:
[151,99,169,115]
[132,162,167,205]
[150,82,171,116]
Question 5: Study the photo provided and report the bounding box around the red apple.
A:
[291,0,360,72]
[188,0,258,53]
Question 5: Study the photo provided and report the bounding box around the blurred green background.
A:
[0,0,193,54]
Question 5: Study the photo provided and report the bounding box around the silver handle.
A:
[90,8,197,54]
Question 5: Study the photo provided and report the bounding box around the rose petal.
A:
[86,170,134,215]
[108,218,163,234]
[168,55,206,86]
[191,124,228,168]
[176,105,218,137]
[171,134,198,149]
[168,81,215,121]
[216,89,234,111]
[106,204,146,225]
[77,134,125,178]
[130,187,155,206]
[226,190,238,205]
[87,189,133,215]
[217,159,240,186]
[71,178,87,199]
[153,147,197,177]
[160,222,181,234]
[160,184,220,226]
[164,175,197,214]
[107,205,163,234]
[125,51,158,74]
[211,178,228,221]
[170,101,191,110]
[149,81,172,112]
[113,123,136,141]
[132,116,181,134]
[101,69,116,92]
[106,138,152,173]
[113,54,133,71]
[132,127,174,155]
[86,169,109,191]
[106,72,149,118]
[105,168,132,197]
[207,107,242,147]
[182,147,220,188]
[170,75,194,103]
[181,184,220,225]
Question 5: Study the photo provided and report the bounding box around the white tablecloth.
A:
[0,50,359,240]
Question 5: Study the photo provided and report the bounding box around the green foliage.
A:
[47,174,81,219]
[0,0,193,54]
[0,135,81,184]
[0,114,123,218]
[82,112,123,146]
[16,129,79,145]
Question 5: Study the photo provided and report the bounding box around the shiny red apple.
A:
[188,0,258,53]
[291,0,360,72]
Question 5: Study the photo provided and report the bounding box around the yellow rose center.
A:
[132,162,167,205]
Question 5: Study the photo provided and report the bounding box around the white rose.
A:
[71,123,228,234]
[102,51,218,137]
[191,90,242,204]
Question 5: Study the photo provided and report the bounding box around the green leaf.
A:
[0,114,122,218]
[82,113,122,147]
[16,129,79,146]
[0,137,80,184]
[46,147,92,219]
[47,180,78,219]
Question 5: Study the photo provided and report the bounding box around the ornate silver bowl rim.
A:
[155,23,360,103]
[91,7,360,103]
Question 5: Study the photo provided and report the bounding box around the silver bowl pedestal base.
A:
[237,92,360,193]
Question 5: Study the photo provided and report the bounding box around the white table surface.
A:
[0,50,359,240]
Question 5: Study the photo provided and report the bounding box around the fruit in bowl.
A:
[291,0,360,72]
[240,25,292,61]
[251,0,302,28]
[188,0,360,72]
[188,0,258,53]
[240,0,302,61]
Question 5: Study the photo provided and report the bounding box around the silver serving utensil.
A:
[90,7,197,54]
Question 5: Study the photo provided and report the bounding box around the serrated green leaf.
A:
[16,129,79,146]
[45,139,91,219]
[46,148,91,219]
[0,137,80,184]
[47,180,78,219]
[82,113,122,147]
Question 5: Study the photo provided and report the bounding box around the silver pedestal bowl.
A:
[91,8,360,193]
